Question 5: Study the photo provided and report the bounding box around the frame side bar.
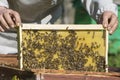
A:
[18,26,23,70]
[105,30,109,72]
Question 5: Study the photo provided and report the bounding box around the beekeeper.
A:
[0,0,118,54]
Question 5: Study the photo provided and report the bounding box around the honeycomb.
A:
[19,26,107,72]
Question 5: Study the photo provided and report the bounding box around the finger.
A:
[3,12,15,28]
[0,26,4,32]
[0,15,9,29]
[11,10,21,26]
[109,21,118,34]
[102,12,111,28]
[108,14,118,30]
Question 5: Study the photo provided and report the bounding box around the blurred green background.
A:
[72,0,120,68]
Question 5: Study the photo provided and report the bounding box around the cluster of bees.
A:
[22,30,106,72]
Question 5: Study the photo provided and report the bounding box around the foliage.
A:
[12,75,20,80]
[108,53,120,67]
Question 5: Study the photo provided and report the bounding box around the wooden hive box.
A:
[18,24,108,73]
[0,54,18,68]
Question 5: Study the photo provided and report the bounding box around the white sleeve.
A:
[81,0,118,22]
[0,0,9,8]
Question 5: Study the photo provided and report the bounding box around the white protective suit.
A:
[0,0,118,54]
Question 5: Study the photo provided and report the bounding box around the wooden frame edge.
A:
[22,24,104,30]
[19,24,108,72]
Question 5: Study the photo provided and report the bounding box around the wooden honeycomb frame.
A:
[18,24,108,73]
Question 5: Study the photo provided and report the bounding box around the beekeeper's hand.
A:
[0,6,21,32]
[102,11,118,34]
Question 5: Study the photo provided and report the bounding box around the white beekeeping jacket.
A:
[0,0,9,8]
[81,0,118,22]
[0,0,118,54]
